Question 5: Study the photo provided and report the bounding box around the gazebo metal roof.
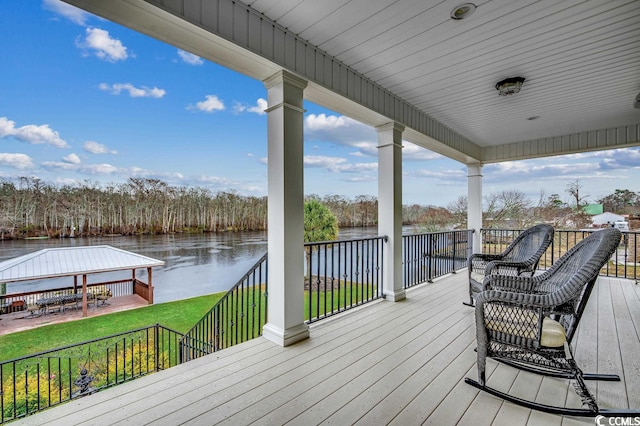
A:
[0,245,165,283]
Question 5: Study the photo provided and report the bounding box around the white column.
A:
[262,70,310,346]
[377,122,406,302]
[467,163,483,254]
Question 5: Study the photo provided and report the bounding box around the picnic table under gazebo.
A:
[0,245,164,317]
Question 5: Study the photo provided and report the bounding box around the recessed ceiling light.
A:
[450,3,476,20]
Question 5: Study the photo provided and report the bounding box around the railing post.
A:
[452,232,457,274]
[154,324,160,371]
[427,234,434,283]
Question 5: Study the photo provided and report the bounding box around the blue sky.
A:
[0,1,638,208]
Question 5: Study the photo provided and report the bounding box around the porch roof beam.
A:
[62,0,639,165]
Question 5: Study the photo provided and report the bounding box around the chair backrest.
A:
[499,224,554,263]
[538,228,621,341]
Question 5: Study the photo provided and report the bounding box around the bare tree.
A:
[566,179,589,209]
[447,195,468,228]
[484,190,533,228]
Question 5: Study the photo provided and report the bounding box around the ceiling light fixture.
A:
[496,77,525,96]
[450,3,476,20]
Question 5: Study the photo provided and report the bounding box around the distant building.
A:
[591,212,625,227]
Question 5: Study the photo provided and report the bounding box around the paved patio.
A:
[0,295,148,336]
[13,273,640,425]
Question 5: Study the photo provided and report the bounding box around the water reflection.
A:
[0,232,267,303]
[0,228,379,304]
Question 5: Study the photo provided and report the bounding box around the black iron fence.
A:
[481,228,640,281]
[179,253,268,362]
[304,236,387,323]
[402,230,473,288]
[0,324,181,424]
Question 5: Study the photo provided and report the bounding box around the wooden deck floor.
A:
[15,273,640,425]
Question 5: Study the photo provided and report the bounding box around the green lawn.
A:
[305,282,380,321]
[0,281,381,362]
[0,292,224,362]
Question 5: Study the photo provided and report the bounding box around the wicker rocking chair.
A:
[465,228,639,417]
[465,224,554,306]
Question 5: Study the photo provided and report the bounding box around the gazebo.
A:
[0,245,164,317]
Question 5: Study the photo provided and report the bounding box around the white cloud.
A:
[304,114,441,162]
[0,153,35,169]
[402,142,442,161]
[305,114,358,133]
[304,155,377,174]
[83,141,117,154]
[128,167,184,181]
[0,116,69,148]
[43,0,91,25]
[77,27,128,62]
[409,168,467,181]
[305,114,377,157]
[99,83,165,98]
[304,155,347,169]
[190,95,225,113]
[42,160,119,175]
[191,175,230,185]
[233,98,267,115]
[63,153,81,164]
[177,49,203,65]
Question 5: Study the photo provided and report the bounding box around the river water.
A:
[0,227,378,303]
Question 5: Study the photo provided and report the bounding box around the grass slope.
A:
[0,293,223,362]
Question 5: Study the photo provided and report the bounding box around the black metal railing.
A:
[481,228,640,281]
[304,236,387,323]
[402,230,473,288]
[0,280,134,315]
[179,253,268,362]
[0,324,182,424]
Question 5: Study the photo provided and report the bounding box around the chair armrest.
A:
[484,258,537,275]
[468,253,504,277]
[469,253,503,263]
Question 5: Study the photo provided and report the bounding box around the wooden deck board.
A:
[249,299,472,425]
[13,274,639,426]
[611,279,640,408]
[595,276,628,409]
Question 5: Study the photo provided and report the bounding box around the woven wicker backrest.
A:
[538,228,621,341]
[501,224,554,262]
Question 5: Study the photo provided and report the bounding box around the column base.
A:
[385,289,406,302]
[262,322,310,347]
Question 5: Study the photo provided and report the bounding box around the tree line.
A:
[0,177,446,239]
[1,176,637,240]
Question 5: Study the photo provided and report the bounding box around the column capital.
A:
[264,70,308,91]
[375,122,405,133]
[467,163,483,177]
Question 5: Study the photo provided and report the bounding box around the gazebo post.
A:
[82,274,88,317]
[73,275,78,294]
[147,267,153,304]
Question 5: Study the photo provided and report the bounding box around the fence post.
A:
[427,234,434,283]
[154,324,160,371]
[452,232,457,274]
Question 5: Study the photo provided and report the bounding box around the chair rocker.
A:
[465,224,554,307]
[465,228,639,417]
